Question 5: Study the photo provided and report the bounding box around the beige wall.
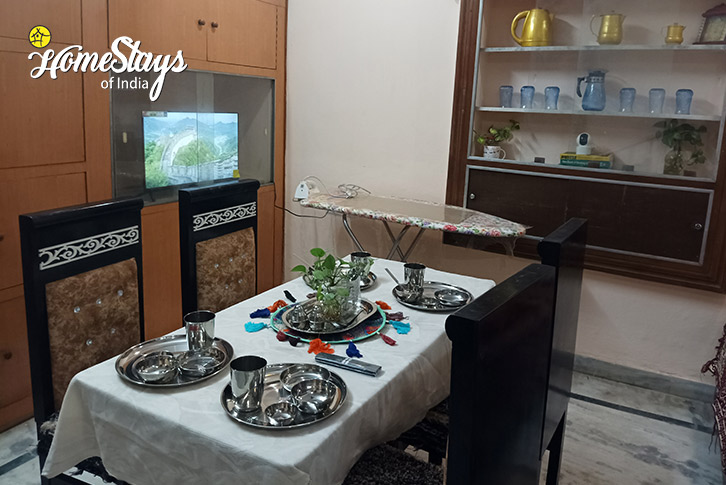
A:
[285,0,726,383]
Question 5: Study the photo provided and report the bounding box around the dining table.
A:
[42,258,495,485]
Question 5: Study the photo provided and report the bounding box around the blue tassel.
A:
[250,308,271,318]
[244,321,267,332]
[389,320,411,334]
[346,342,363,358]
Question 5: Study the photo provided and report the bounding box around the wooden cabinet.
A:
[446,0,726,291]
[108,0,207,61]
[0,49,85,168]
[0,172,88,292]
[109,0,277,69]
[208,0,277,68]
[0,288,32,432]
[0,0,81,45]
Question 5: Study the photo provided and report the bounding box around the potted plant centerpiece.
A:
[292,248,372,322]
[655,120,707,176]
[474,119,520,159]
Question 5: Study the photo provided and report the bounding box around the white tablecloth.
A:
[43,258,494,485]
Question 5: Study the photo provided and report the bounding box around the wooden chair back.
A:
[537,218,587,456]
[19,198,145,428]
[446,263,556,484]
[178,179,260,315]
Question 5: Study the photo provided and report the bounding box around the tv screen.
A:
[142,111,239,189]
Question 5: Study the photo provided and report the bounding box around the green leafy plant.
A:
[655,120,707,174]
[291,248,352,306]
[474,120,520,146]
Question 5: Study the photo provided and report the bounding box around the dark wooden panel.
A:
[568,182,709,262]
[467,169,568,237]
[466,168,710,263]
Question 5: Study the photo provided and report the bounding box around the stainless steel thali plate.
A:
[221,363,347,430]
[116,334,233,388]
[281,298,377,336]
[392,281,473,312]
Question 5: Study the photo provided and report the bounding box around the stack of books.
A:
[559,152,613,169]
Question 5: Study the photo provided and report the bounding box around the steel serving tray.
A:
[221,363,347,430]
[281,298,377,336]
[116,334,233,388]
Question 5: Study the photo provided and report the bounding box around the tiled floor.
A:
[0,372,721,484]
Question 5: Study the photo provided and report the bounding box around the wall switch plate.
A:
[293,181,310,201]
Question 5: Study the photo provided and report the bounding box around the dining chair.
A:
[20,198,145,485]
[394,218,587,481]
[345,263,556,484]
[536,217,587,484]
[178,179,260,315]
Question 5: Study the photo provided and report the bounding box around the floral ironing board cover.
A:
[300,191,526,237]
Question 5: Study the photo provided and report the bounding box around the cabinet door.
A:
[0,50,84,169]
[0,290,32,432]
[0,0,81,45]
[108,0,207,61]
[0,173,87,292]
[466,168,710,263]
[207,0,277,69]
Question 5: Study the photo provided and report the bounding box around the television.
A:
[142,111,239,189]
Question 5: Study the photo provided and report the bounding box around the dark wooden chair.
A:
[537,217,587,484]
[393,218,587,482]
[20,198,145,485]
[345,263,557,485]
[446,263,556,484]
[178,179,260,315]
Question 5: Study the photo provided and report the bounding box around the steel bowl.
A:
[264,401,299,426]
[178,347,226,378]
[434,288,470,307]
[291,379,338,415]
[280,364,330,391]
[131,351,179,384]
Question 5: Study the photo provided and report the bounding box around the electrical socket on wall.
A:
[293,181,310,201]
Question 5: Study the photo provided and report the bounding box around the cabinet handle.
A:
[469,193,476,200]
[211,21,219,28]
[0,234,4,241]
[198,19,206,26]
[3,351,11,360]
[693,223,704,231]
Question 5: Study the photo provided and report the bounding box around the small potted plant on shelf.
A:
[474,119,520,159]
[291,248,360,322]
[655,120,707,176]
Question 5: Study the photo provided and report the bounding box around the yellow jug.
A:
[665,23,685,44]
[511,9,554,47]
[591,13,625,45]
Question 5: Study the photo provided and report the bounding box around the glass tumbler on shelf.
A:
[649,88,665,114]
[619,88,636,113]
[521,85,535,109]
[544,86,560,110]
[675,89,693,115]
[499,85,513,108]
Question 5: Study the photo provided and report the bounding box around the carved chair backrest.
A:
[20,198,145,427]
[178,179,260,315]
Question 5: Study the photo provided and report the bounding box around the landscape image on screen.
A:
[142,111,239,189]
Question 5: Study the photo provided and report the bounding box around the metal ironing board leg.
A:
[342,213,365,252]
[383,221,409,260]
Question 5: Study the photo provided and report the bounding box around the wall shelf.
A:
[475,106,722,122]
[482,44,726,53]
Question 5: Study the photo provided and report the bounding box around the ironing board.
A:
[299,190,527,261]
